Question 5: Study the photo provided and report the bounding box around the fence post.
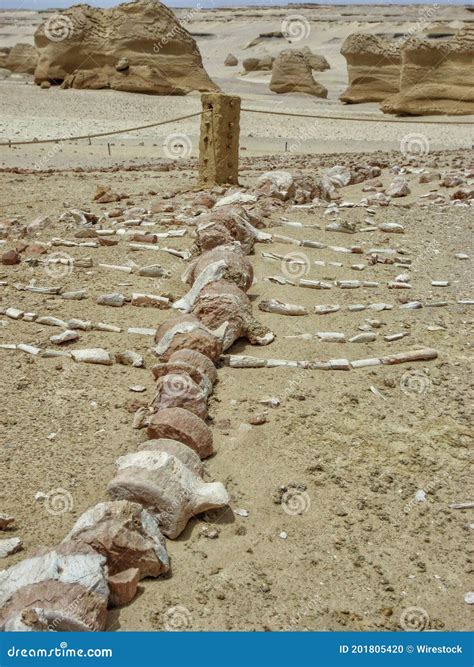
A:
[199,93,240,187]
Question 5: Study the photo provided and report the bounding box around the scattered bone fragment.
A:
[131,293,169,309]
[97,293,125,307]
[388,281,411,289]
[370,386,387,400]
[299,279,332,290]
[258,299,308,316]
[314,304,340,314]
[61,290,87,300]
[17,344,41,356]
[349,333,376,343]
[50,330,80,345]
[127,326,156,337]
[94,323,122,333]
[116,351,144,368]
[378,223,404,233]
[71,349,113,366]
[0,515,15,531]
[380,348,438,365]
[98,264,133,274]
[68,319,92,331]
[0,537,22,558]
[5,308,23,320]
[350,358,381,368]
[384,332,408,342]
[431,280,449,287]
[108,568,140,607]
[138,265,170,278]
[36,316,68,328]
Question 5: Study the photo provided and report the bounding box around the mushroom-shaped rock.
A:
[146,407,213,459]
[0,544,109,631]
[150,372,208,420]
[153,314,223,362]
[62,500,169,579]
[107,451,229,539]
[270,50,328,97]
[301,46,330,71]
[340,33,401,104]
[138,439,204,477]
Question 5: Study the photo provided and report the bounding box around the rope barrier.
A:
[0,111,205,147]
[241,107,474,126]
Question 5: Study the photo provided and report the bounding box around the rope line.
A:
[1,104,471,149]
[0,111,206,147]
[241,107,474,126]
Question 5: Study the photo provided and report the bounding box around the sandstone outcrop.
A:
[381,28,474,116]
[243,56,274,72]
[224,53,238,66]
[301,46,330,71]
[339,33,401,103]
[34,0,217,94]
[5,43,38,75]
[270,49,327,97]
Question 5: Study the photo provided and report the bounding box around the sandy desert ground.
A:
[0,3,472,634]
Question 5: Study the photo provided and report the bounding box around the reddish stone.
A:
[147,407,214,459]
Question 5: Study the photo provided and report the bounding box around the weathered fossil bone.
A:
[0,544,109,631]
[107,451,229,539]
[62,501,169,579]
[147,407,214,459]
[258,299,308,316]
[153,314,223,362]
[150,372,208,420]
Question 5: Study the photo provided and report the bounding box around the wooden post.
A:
[199,93,240,187]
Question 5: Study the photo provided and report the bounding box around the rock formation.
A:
[34,0,217,94]
[339,33,401,103]
[301,46,330,72]
[270,50,328,97]
[224,53,238,66]
[5,43,38,75]
[381,28,474,116]
[243,56,274,72]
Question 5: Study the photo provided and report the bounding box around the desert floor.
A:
[0,4,472,633]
